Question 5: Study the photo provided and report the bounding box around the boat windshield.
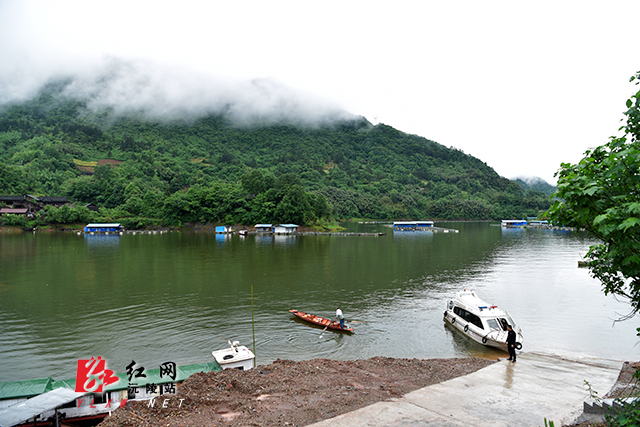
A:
[486,319,502,330]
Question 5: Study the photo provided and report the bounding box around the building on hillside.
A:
[0,195,78,219]
[274,224,299,234]
[0,195,39,210]
[29,196,70,208]
[0,208,35,219]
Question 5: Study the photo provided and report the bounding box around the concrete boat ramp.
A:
[308,352,623,427]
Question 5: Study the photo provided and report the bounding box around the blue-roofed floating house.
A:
[393,221,434,231]
[84,223,124,233]
[501,219,527,227]
[413,221,434,228]
[393,221,415,230]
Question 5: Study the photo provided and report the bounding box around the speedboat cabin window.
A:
[453,306,484,330]
[486,319,501,330]
[469,313,484,329]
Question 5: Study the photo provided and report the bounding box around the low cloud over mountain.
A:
[0,57,356,127]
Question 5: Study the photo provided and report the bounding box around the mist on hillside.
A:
[512,176,556,196]
[515,176,548,186]
[0,57,357,127]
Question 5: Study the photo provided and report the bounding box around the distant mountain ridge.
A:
[0,78,552,226]
[512,177,556,197]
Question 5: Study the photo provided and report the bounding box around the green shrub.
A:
[1,214,28,227]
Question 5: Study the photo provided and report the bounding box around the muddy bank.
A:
[98,356,495,427]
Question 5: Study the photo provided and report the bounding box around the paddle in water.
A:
[319,318,336,338]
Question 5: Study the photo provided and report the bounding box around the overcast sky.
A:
[1,1,640,184]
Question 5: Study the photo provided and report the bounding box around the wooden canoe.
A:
[289,309,354,332]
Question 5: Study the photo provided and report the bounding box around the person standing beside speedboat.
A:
[506,325,517,362]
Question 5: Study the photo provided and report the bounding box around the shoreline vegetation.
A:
[0,222,347,234]
[1,82,553,231]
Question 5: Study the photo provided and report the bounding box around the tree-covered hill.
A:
[513,177,556,197]
[0,79,551,227]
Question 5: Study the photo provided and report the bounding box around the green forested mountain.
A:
[513,177,556,197]
[0,80,551,227]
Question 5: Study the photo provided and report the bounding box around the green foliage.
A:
[0,214,29,227]
[604,368,640,427]
[548,71,640,313]
[0,78,554,225]
[608,399,640,427]
[118,216,162,229]
[585,379,602,404]
[274,184,310,224]
[38,205,96,225]
[241,169,274,194]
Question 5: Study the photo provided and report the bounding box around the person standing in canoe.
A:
[335,307,345,329]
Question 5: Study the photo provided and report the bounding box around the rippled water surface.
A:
[0,222,637,382]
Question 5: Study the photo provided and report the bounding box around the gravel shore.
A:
[96,357,638,427]
[98,356,495,427]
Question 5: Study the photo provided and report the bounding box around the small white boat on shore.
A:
[212,341,255,371]
[443,290,523,351]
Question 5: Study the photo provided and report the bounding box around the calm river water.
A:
[0,222,637,382]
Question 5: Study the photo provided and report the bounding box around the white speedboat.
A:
[443,290,523,351]
[212,341,255,370]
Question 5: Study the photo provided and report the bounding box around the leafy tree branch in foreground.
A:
[548,71,640,314]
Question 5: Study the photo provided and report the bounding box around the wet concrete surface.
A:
[307,352,622,427]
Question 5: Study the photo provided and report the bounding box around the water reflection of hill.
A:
[84,233,121,249]
[392,230,435,239]
[254,235,298,246]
